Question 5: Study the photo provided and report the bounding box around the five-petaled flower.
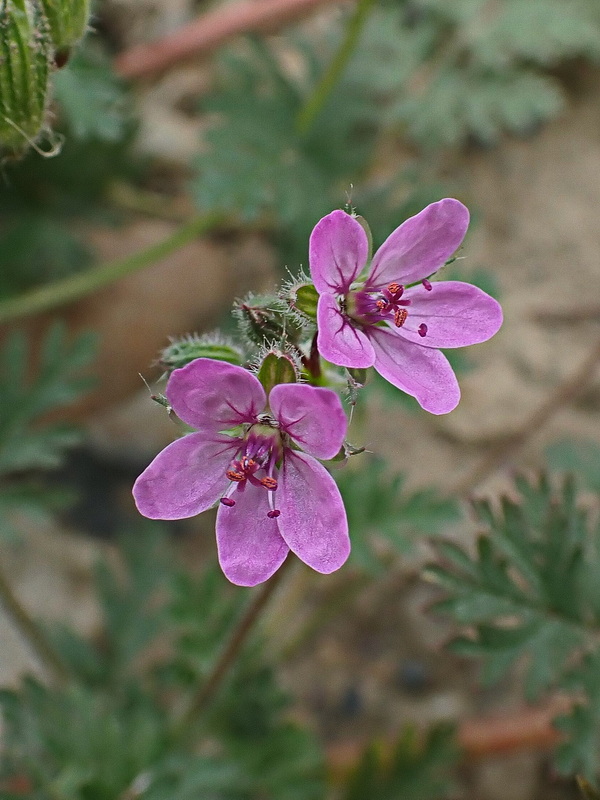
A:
[133,359,350,586]
[310,198,503,414]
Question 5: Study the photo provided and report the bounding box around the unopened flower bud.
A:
[159,334,244,374]
[0,0,53,158]
[233,294,303,347]
[38,0,90,66]
[257,349,299,394]
[282,281,319,321]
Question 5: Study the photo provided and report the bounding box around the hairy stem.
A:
[296,0,375,136]
[172,555,292,740]
[0,563,70,686]
[0,213,223,325]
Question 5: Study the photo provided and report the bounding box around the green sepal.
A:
[288,283,319,321]
[39,0,90,60]
[257,351,298,394]
[160,336,244,373]
[328,441,366,464]
[0,0,52,157]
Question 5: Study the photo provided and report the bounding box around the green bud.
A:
[38,0,90,65]
[0,0,52,157]
[284,281,319,321]
[257,350,298,395]
[160,334,244,374]
[233,294,304,347]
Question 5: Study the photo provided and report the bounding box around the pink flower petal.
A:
[269,383,347,460]
[309,210,369,294]
[367,199,469,289]
[394,281,503,348]
[216,484,289,586]
[317,293,375,368]
[369,327,460,414]
[167,359,266,432]
[277,452,350,574]
[133,433,237,519]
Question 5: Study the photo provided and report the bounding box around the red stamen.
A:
[260,476,278,490]
[375,299,387,311]
[418,323,428,337]
[387,282,402,296]
[394,308,408,327]
[226,469,245,482]
[220,497,235,507]
[422,279,432,291]
[267,509,281,518]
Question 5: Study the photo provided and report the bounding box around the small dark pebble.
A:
[397,660,431,694]
[339,685,362,718]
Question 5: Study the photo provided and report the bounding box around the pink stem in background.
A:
[115,0,349,80]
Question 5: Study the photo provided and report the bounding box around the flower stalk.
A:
[0,213,223,325]
[172,556,293,741]
[296,0,375,136]
[0,563,70,686]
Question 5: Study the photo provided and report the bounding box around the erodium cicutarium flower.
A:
[310,198,503,414]
[133,359,350,586]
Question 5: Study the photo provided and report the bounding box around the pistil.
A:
[220,424,282,516]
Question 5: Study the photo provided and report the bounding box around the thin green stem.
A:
[0,562,70,686]
[0,213,223,325]
[296,0,375,137]
[172,556,292,742]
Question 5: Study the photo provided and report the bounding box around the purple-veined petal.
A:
[216,483,289,586]
[367,199,470,289]
[269,383,347,460]
[317,293,375,368]
[277,451,350,574]
[133,433,237,519]
[392,281,503,348]
[166,358,266,432]
[309,210,369,294]
[369,327,460,414]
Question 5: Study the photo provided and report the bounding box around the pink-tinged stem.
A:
[171,554,293,740]
[0,564,70,687]
[115,0,348,80]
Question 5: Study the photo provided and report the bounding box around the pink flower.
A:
[133,359,350,586]
[310,198,503,414]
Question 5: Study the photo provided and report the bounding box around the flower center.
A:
[350,282,412,328]
[219,424,283,518]
[348,280,430,337]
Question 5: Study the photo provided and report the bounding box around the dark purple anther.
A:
[418,323,428,337]
[220,497,236,507]
[422,279,432,291]
[267,509,281,518]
